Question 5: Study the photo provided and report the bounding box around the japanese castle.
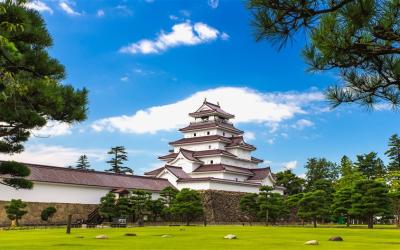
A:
[145,100,284,194]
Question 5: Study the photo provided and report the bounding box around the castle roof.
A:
[1,162,173,192]
[158,149,237,160]
[193,164,255,175]
[169,135,232,146]
[189,100,234,119]
[225,136,256,151]
[179,120,243,134]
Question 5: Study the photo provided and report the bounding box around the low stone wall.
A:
[0,200,97,226]
[0,190,249,226]
[200,190,250,223]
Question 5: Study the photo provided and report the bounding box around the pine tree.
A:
[106,146,133,174]
[385,134,400,171]
[351,180,392,229]
[5,199,27,226]
[170,188,203,226]
[240,193,259,225]
[0,1,88,189]
[336,155,364,189]
[258,188,287,225]
[115,196,131,218]
[297,190,330,228]
[248,0,400,108]
[274,169,304,195]
[332,187,353,227]
[99,192,117,222]
[355,152,386,180]
[130,190,152,226]
[160,186,178,221]
[75,155,91,170]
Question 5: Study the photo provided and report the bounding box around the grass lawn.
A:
[1,225,400,250]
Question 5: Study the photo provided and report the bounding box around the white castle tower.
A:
[145,100,284,194]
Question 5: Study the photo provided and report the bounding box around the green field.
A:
[1,226,400,250]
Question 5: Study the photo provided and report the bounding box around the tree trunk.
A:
[368,216,374,229]
[66,214,72,234]
[186,218,189,226]
[313,217,317,228]
[265,210,269,226]
[346,216,350,227]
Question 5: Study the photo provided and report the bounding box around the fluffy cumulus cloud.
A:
[91,87,325,134]
[25,0,53,14]
[59,1,81,16]
[282,160,298,170]
[243,131,256,141]
[292,119,314,130]
[31,121,72,137]
[119,21,227,55]
[0,144,106,167]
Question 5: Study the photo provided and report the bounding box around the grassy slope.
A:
[0,226,400,250]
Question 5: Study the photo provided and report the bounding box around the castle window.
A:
[207,131,210,135]
[194,133,196,137]
[210,160,214,164]
[223,132,225,136]
[235,178,238,181]
[208,145,211,149]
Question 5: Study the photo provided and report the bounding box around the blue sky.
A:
[1,0,399,176]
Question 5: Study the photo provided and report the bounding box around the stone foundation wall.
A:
[0,201,97,226]
[200,190,250,223]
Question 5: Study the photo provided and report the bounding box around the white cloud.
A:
[169,15,178,20]
[115,5,133,15]
[25,0,53,14]
[292,119,314,130]
[282,160,297,170]
[31,121,72,137]
[59,1,81,16]
[266,138,275,145]
[298,173,306,179]
[0,144,106,167]
[221,32,230,40]
[243,131,255,141]
[208,0,219,9]
[91,87,325,134]
[120,76,129,82]
[120,21,227,55]
[97,9,105,17]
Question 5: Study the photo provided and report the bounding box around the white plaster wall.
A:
[220,157,258,168]
[260,175,275,186]
[183,128,234,139]
[175,142,225,152]
[222,172,248,181]
[177,181,260,193]
[0,181,164,204]
[189,172,225,179]
[226,148,251,160]
[158,171,179,187]
[169,157,200,173]
[209,182,260,193]
[0,182,110,204]
[184,129,218,138]
[177,181,211,190]
[197,156,221,164]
